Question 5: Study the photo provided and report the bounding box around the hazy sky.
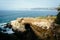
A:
[0,0,60,10]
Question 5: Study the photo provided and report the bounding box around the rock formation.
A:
[8,17,56,40]
[10,17,54,32]
[2,15,60,40]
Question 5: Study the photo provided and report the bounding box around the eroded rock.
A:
[9,17,56,40]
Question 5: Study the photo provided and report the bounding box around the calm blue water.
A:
[0,10,58,23]
[0,10,58,34]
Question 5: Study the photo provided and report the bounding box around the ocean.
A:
[0,10,58,23]
[0,10,58,34]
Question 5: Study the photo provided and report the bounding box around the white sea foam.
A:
[0,23,14,34]
[0,23,7,29]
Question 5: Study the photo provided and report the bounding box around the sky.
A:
[0,0,60,10]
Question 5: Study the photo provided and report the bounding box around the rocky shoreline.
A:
[0,16,60,40]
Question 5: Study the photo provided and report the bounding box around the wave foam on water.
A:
[0,23,14,34]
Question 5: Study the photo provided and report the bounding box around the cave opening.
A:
[24,23,31,31]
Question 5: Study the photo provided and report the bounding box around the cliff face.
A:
[10,17,54,32]
[10,19,26,32]
[9,17,56,40]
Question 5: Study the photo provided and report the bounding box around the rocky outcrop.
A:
[2,16,60,40]
[10,17,54,31]
[8,17,56,40]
